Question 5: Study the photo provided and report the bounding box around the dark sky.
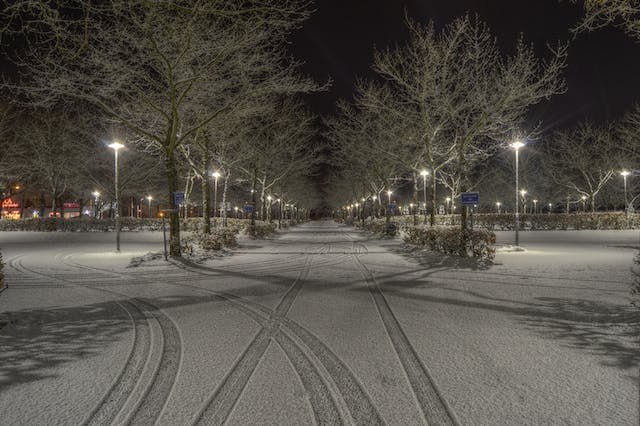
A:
[290,0,640,131]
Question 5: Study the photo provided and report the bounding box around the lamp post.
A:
[496,201,501,214]
[548,202,552,215]
[92,191,100,218]
[420,170,429,224]
[387,190,393,220]
[580,195,586,212]
[520,189,527,214]
[211,171,220,227]
[510,140,525,246]
[446,197,451,215]
[533,199,538,214]
[621,170,630,214]
[108,141,124,252]
[146,195,153,218]
[267,195,272,222]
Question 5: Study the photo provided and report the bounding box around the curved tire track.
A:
[10,254,181,426]
[351,252,460,426]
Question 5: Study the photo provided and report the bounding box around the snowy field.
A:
[0,221,638,425]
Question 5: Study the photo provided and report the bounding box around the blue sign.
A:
[243,205,254,213]
[460,192,479,205]
[388,203,396,210]
[173,191,185,205]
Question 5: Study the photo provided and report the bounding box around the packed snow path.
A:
[0,221,638,425]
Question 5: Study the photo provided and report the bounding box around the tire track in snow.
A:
[9,253,182,426]
[350,251,460,426]
[83,300,150,426]
[194,255,345,426]
[175,256,384,426]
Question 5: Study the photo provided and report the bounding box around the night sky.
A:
[291,0,640,131]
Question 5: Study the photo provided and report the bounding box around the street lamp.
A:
[446,197,451,215]
[211,171,220,226]
[580,195,586,212]
[108,141,124,252]
[496,201,501,214]
[621,170,630,213]
[267,195,272,222]
[510,140,525,246]
[146,195,153,218]
[520,189,527,214]
[420,170,429,224]
[533,199,538,214]
[387,190,392,218]
[92,191,100,218]
[548,203,553,215]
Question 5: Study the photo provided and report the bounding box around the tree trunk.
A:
[221,170,230,227]
[202,156,211,234]
[165,150,181,257]
[430,174,437,227]
[250,169,257,226]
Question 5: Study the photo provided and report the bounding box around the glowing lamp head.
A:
[621,170,630,177]
[420,170,428,177]
[510,141,525,150]
[108,141,124,150]
[496,202,501,206]
[92,191,100,198]
[520,190,527,196]
[211,171,221,178]
[267,195,272,201]
[146,195,152,201]
[387,190,392,195]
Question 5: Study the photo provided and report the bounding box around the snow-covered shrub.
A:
[632,251,640,308]
[244,222,277,238]
[404,226,496,261]
[181,228,238,255]
[0,248,4,291]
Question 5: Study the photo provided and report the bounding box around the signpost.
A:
[161,208,178,261]
[173,191,185,206]
[461,192,480,229]
[460,192,480,205]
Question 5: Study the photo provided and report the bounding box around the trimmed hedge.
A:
[347,212,640,231]
[403,226,496,262]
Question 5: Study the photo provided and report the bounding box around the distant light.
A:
[420,170,428,177]
[92,191,100,198]
[212,171,221,178]
[520,189,527,196]
[372,195,377,201]
[108,141,124,150]
[387,190,392,195]
[146,195,152,201]
[580,195,586,200]
[496,202,501,206]
[621,170,630,177]
[267,195,272,201]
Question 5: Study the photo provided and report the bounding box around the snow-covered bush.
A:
[181,228,238,255]
[244,222,277,238]
[632,251,640,308]
[404,226,496,261]
[0,248,4,292]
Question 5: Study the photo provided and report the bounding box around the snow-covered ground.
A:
[0,222,638,425]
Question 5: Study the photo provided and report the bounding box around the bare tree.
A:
[541,123,619,212]
[2,0,320,255]
[573,0,640,42]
